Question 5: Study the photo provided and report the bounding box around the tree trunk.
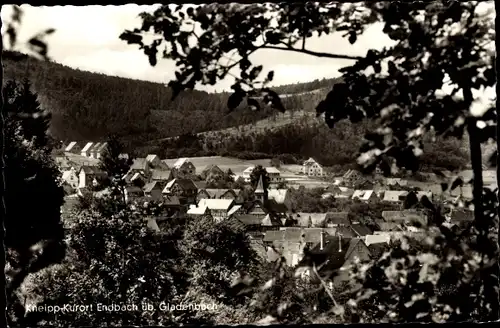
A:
[467,97,499,320]
[467,119,484,230]
[0,16,9,328]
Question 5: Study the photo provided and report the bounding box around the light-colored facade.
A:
[302,158,324,176]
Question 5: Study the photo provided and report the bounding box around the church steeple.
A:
[255,175,265,202]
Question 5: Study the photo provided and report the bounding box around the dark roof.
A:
[324,212,350,226]
[350,224,373,237]
[175,179,198,191]
[80,165,105,175]
[163,195,182,206]
[368,243,389,259]
[202,164,223,174]
[336,226,357,238]
[194,181,207,189]
[264,199,288,214]
[126,186,144,194]
[235,214,263,226]
[450,210,474,222]
[306,236,354,270]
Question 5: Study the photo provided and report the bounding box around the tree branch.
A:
[260,45,362,60]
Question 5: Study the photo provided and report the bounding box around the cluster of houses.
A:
[64,141,109,159]
[327,169,488,206]
[57,150,484,289]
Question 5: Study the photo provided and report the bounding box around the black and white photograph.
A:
[0,1,498,326]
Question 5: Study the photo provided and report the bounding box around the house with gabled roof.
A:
[323,212,350,227]
[89,142,102,158]
[267,188,292,211]
[352,190,378,203]
[196,188,240,202]
[93,142,108,159]
[78,165,107,189]
[293,213,328,227]
[266,167,282,183]
[383,190,408,203]
[302,157,324,176]
[61,168,79,190]
[130,158,148,171]
[386,178,408,187]
[146,154,166,169]
[150,169,174,182]
[242,166,256,182]
[143,181,164,200]
[343,169,363,186]
[200,164,224,180]
[196,198,235,222]
[350,223,373,237]
[64,141,81,154]
[297,236,371,286]
[124,185,144,203]
[80,142,94,157]
[187,204,211,217]
[382,210,428,227]
[162,178,198,204]
[172,158,196,179]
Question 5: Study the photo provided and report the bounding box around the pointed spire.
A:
[255,175,265,194]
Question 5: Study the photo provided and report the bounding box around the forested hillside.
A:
[2,50,338,145]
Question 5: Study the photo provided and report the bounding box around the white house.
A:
[89,142,101,158]
[242,166,282,183]
[242,166,255,182]
[302,157,324,176]
[196,198,235,222]
[78,166,107,189]
[80,142,94,157]
[61,168,79,189]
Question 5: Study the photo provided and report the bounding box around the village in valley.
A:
[56,139,496,284]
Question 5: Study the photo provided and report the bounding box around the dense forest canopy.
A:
[2,50,341,147]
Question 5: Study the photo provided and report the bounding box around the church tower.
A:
[255,175,266,203]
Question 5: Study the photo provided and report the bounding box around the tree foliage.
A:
[3,79,66,324]
[122,1,498,323]
[99,134,134,203]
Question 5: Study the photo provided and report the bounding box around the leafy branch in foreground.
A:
[123,2,498,322]
[120,3,377,112]
[2,5,56,60]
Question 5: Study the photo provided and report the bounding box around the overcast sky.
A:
[1,4,397,93]
[1,3,495,104]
